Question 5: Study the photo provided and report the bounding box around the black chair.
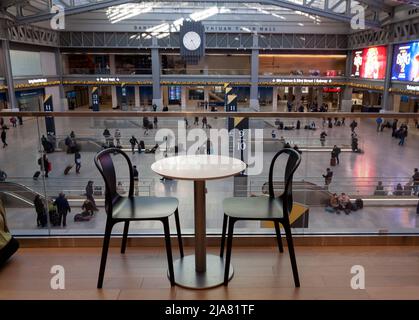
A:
[94,148,184,288]
[220,148,302,287]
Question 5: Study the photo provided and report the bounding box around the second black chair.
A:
[94,148,184,288]
[220,148,302,287]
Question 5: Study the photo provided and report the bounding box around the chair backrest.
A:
[268,148,302,218]
[94,148,134,216]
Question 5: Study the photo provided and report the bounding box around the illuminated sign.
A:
[272,78,332,84]
[28,78,47,84]
[351,46,387,80]
[406,84,419,91]
[95,77,120,82]
[392,41,419,82]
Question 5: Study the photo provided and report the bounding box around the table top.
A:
[151,154,246,181]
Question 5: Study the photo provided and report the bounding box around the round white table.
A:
[151,154,246,289]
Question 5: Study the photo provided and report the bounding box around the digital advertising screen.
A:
[392,41,419,82]
[351,46,387,80]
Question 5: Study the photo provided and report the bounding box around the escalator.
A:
[0,181,43,208]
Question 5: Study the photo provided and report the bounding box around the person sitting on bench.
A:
[0,199,19,266]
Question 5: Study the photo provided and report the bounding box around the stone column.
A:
[272,86,278,111]
[1,40,17,109]
[111,86,118,109]
[341,87,353,112]
[181,86,187,110]
[55,48,68,111]
[109,54,116,74]
[151,37,162,108]
[249,34,259,111]
[134,85,140,108]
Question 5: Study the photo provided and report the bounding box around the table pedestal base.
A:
[169,254,234,289]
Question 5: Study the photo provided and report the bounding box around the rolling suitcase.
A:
[33,171,41,180]
[64,165,73,175]
[330,157,336,166]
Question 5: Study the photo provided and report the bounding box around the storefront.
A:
[65,86,89,109]
[15,88,45,111]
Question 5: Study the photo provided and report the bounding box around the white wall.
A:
[40,52,57,76]
[10,50,42,76]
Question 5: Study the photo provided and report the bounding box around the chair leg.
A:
[162,218,175,286]
[121,221,130,254]
[97,219,114,289]
[274,221,284,253]
[174,209,184,258]
[224,218,235,285]
[220,214,228,257]
[283,221,300,287]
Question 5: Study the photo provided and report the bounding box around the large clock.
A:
[179,20,205,65]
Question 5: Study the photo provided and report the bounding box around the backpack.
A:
[355,198,363,209]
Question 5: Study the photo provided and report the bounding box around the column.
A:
[250,34,259,111]
[272,86,278,111]
[151,37,162,109]
[316,88,323,106]
[181,86,187,110]
[111,86,118,109]
[109,54,116,74]
[88,86,93,107]
[294,86,302,108]
[381,44,393,111]
[341,87,353,112]
[204,87,210,104]
[392,94,400,112]
[1,40,17,109]
[55,48,68,111]
[134,85,140,109]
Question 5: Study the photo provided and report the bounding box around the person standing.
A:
[133,165,139,195]
[9,117,17,128]
[194,117,199,126]
[54,192,71,227]
[332,145,341,165]
[85,181,98,210]
[103,128,111,147]
[114,129,121,147]
[129,135,138,154]
[412,168,419,195]
[34,195,46,227]
[322,168,333,187]
[38,154,50,178]
[202,117,208,129]
[74,151,81,174]
[1,127,7,148]
[392,119,398,137]
[153,117,158,129]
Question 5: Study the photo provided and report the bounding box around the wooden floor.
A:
[1,245,419,300]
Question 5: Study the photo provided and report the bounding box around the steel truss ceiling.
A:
[0,0,402,28]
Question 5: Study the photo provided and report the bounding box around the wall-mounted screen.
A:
[351,46,387,80]
[392,41,419,82]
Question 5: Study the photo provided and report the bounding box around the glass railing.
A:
[0,112,418,237]
[162,68,251,75]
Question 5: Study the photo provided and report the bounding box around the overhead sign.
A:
[95,77,120,82]
[351,46,387,80]
[392,41,419,82]
[92,87,99,111]
[406,84,419,91]
[43,94,56,136]
[272,78,333,84]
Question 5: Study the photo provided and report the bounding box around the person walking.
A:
[38,154,50,178]
[332,145,341,165]
[194,117,199,126]
[184,117,189,129]
[1,127,7,148]
[320,131,327,147]
[350,120,358,133]
[74,151,81,174]
[129,135,138,154]
[153,117,158,129]
[9,117,17,128]
[85,181,98,210]
[54,192,71,227]
[202,117,208,129]
[103,128,112,147]
[34,195,46,227]
[398,127,407,146]
[376,117,383,132]
[322,168,333,187]
[114,129,121,147]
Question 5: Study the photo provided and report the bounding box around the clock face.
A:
[183,31,201,51]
